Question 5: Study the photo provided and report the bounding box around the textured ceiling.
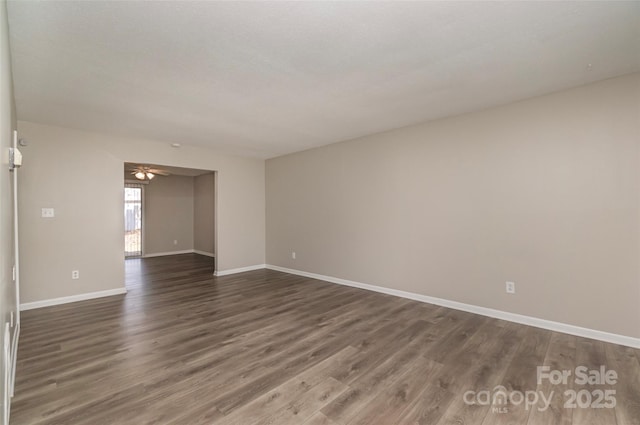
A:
[7,1,640,159]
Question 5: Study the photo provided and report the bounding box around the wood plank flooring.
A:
[11,254,640,425]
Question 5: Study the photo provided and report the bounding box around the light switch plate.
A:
[41,208,55,218]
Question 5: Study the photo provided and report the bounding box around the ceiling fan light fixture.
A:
[135,171,146,180]
[146,172,155,180]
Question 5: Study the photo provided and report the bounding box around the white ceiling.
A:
[7,1,640,159]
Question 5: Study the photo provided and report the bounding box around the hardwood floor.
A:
[11,254,640,425]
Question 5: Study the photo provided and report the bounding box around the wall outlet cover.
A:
[506,281,516,294]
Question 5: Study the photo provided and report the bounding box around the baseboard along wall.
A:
[19,262,639,349]
[20,288,127,311]
[265,264,640,349]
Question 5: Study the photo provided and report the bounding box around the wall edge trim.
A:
[143,250,194,258]
[20,288,127,311]
[214,264,266,277]
[193,250,215,258]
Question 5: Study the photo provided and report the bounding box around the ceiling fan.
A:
[130,165,171,181]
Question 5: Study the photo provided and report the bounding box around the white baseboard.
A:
[20,288,128,311]
[265,265,640,349]
[194,250,216,258]
[214,264,266,277]
[143,250,194,258]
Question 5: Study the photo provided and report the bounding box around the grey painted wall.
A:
[194,173,215,255]
[144,175,195,255]
[18,121,264,303]
[0,0,17,417]
[267,73,640,338]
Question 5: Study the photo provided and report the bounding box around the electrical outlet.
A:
[72,270,80,280]
[174,240,178,245]
[506,281,516,294]
[291,252,296,260]
[41,208,55,218]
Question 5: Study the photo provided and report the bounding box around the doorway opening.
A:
[123,162,217,276]
[124,184,143,257]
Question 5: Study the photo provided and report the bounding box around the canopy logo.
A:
[463,365,618,413]
[463,386,553,413]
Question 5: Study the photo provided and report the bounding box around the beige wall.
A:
[18,121,265,303]
[144,175,194,255]
[266,73,640,339]
[0,0,16,417]
[194,173,215,255]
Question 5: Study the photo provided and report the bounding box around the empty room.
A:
[1,1,639,425]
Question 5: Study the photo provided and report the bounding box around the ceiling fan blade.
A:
[149,169,170,176]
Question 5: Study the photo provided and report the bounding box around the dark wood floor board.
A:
[605,343,640,425]
[210,314,392,414]
[329,319,435,385]
[344,355,442,425]
[120,290,379,407]
[394,323,521,425]
[422,313,490,365]
[432,322,525,425]
[346,302,447,355]
[395,378,455,425]
[253,377,348,425]
[433,320,522,395]
[124,290,403,422]
[14,292,380,420]
[212,346,358,425]
[17,273,367,382]
[480,326,551,425]
[11,254,640,425]
[303,411,341,425]
[571,339,619,425]
[526,332,576,425]
[321,327,443,423]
